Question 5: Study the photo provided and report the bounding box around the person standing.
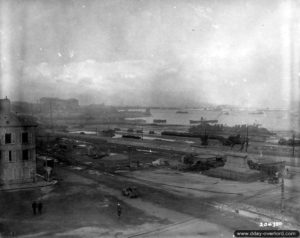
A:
[38,201,43,215]
[117,203,122,219]
[240,138,245,151]
[32,201,37,215]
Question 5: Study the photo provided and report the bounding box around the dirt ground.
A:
[0,163,272,238]
[0,168,165,237]
[121,169,300,226]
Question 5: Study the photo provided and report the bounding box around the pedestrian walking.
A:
[32,201,37,215]
[38,201,43,215]
[117,202,122,219]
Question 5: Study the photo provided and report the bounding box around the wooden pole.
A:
[245,125,249,152]
[281,170,285,213]
[49,101,53,134]
[128,146,131,168]
[292,134,295,157]
[280,161,286,214]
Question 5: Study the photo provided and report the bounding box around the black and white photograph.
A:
[0,0,299,237]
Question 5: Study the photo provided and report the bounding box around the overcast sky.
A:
[0,0,299,107]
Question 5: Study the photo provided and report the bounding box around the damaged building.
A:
[0,97,37,185]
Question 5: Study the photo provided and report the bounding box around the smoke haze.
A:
[1,0,299,108]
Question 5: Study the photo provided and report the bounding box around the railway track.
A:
[127,218,199,238]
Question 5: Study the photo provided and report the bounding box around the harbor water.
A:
[126,109,300,132]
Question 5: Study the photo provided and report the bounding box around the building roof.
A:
[0,97,37,127]
[0,112,38,127]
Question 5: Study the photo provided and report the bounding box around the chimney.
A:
[0,97,11,114]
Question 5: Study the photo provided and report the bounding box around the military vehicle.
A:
[122,186,139,198]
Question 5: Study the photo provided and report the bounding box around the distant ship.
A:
[145,108,151,115]
[289,111,299,117]
[176,110,189,114]
[249,111,264,115]
[153,119,167,123]
[190,117,218,124]
[189,123,273,138]
[122,134,141,139]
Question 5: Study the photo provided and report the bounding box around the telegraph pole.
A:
[128,146,132,168]
[281,171,285,214]
[49,101,54,134]
[292,134,295,157]
[280,162,286,214]
[245,125,249,152]
[31,102,34,116]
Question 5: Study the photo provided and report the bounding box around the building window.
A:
[22,150,29,161]
[22,132,29,144]
[9,151,12,162]
[5,133,12,144]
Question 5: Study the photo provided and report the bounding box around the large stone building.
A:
[40,97,79,112]
[0,98,37,185]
